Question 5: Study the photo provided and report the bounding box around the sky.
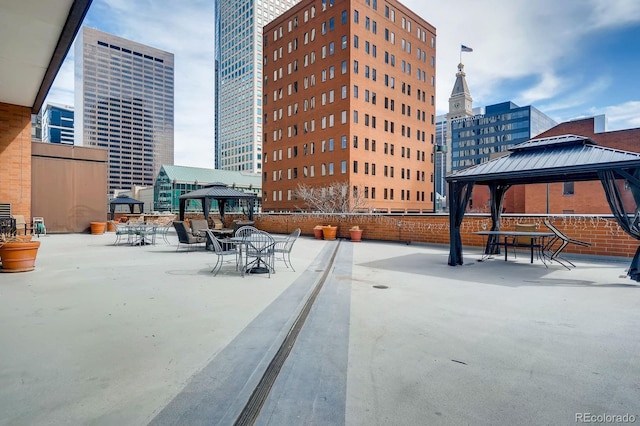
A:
[46,0,640,169]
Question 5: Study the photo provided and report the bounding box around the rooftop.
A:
[1,232,638,424]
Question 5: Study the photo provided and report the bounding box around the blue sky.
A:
[46,0,640,168]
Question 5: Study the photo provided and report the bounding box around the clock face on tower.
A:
[454,102,461,110]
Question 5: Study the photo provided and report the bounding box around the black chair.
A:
[173,221,206,251]
[544,219,591,268]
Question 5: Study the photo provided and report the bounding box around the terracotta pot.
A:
[90,222,106,235]
[0,241,41,272]
[322,225,337,241]
[106,221,116,232]
[313,227,324,239]
[350,229,363,242]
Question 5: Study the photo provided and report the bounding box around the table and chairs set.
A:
[474,221,591,269]
[110,220,172,246]
[213,225,301,278]
[170,220,301,278]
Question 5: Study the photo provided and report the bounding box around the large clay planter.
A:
[0,241,41,272]
[349,229,363,242]
[106,221,116,232]
[90,222,106,235]
[322,225,337,241]
[313,227,324,239]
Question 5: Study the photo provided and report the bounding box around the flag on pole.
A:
[461,45,473,52]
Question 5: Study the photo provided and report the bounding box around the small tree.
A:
[294,181,369,213]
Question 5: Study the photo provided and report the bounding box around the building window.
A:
[563,182,574,196]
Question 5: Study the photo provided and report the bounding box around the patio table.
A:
[129,224,157,246]
[229,234,285,275]
[474,230,555,265]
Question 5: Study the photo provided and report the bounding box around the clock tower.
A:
[447,62,473,118]
[443,62,474,204]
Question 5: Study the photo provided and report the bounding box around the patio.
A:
[0,232,638,425]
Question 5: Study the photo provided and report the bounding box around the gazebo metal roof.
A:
[178,183,258,200]
[447,134,640,185]
[178,183,257,221]
[109,194,144,220]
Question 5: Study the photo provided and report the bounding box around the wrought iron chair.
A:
[235,225,259,239]
[272,228,301,271]
[205,229,241,276]
[243,230,275,278]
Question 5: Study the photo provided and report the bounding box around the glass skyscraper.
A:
[42,102,74,144]
[450,102,557,172]
[214,0,300,172]
[75,27,175,194]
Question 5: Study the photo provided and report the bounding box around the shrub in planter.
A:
[349,225,363,242]
[0,233,41,273]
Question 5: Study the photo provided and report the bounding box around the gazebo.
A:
[109,194,144,220]
[446,134,640,281]
[178,182,258,222]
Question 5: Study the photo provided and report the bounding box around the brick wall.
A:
[0,102,32,220]
[184,212,637,258]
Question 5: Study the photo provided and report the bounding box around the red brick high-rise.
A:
[262,0,436,212]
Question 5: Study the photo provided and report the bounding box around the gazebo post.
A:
[179,199,186,221]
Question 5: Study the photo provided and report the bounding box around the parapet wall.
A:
[206,213,636,259]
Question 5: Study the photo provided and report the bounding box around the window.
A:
[341,160,347,174]
[563,182,575,196]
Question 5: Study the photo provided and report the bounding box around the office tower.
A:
[41,102,74,144]
[75,27,174,194]
[215,0,301,172]
[262,0,437,212]
[449,101,557,173]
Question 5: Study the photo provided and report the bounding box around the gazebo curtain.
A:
[599,169,640,281]
[448,181,474,266]
[486,183,512,255]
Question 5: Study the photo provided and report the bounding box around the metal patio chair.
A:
[543,219,591,268]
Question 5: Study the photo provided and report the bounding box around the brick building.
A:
[262,0,437,212]
[470,116,640,214]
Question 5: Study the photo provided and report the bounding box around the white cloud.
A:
[405,0,640,127]
[595,101,640,130]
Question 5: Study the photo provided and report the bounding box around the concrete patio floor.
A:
[0,231,638,425]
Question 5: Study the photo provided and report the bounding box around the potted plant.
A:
[322,225,338,240]
[313,225,324,239]
[349,225,363,242]
[0,232,41,272]
[90,221,107,234]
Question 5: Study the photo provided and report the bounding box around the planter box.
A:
[0,241,41,272]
